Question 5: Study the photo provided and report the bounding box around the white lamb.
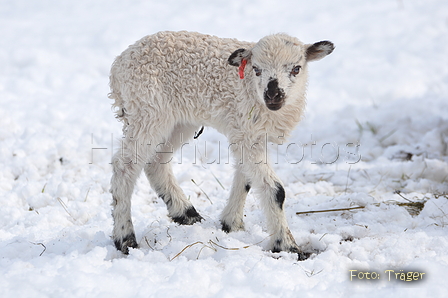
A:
[109,31,334,259]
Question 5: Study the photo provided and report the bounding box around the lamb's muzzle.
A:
[264,79,285,111]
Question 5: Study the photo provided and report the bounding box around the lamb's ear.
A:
[305,41,334,62]
[228,48,252,67]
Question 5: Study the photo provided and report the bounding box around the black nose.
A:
[264,79,285,111]
[264,79,285,103]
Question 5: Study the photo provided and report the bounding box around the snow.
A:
[1,0,448,297]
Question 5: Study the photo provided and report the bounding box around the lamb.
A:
[108,31,334,259]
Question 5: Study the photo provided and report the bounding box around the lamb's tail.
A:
[108,58,128,134]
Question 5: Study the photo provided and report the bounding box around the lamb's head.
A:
[228,33,334,111]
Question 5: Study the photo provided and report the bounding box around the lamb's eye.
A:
[253,66,262,76]
[290,65,301,76]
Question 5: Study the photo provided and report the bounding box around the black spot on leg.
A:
[245,184,251,192]
[185,206,200,218]
[165,198,172,208]
[272,239,282,253]
[114,239,121,251]
[114,233,138,255]
[221,221,231,233]
[271,239,310,260]
[297,252,311,261]
[159,193,172,209]
[172,206,203,225]
[274,182,285,209]
[172,214,185,224]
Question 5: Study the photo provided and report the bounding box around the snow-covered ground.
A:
[1,0,448,297]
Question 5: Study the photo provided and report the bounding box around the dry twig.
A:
[296,206,365,215]
[30,242,47,256]
[191,179,213,204]
[170,235,271,261]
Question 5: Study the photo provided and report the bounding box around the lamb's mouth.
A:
[265,102,284,111]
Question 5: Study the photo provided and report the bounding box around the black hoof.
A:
[220,220,245,233]
[297,251,312,261]
[172,206,204,225]
[221,221,231,233]
[272,239,310,260]
[272,239,284,253]
[114,233,138,254]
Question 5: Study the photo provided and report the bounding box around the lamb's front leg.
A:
[220,166,250,232]
[255,178,301,254]
[241,153,307,259]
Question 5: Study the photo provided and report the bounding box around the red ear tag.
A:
[238,59,247,79]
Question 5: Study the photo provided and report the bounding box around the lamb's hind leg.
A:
[144,124,203,224]
[220,166,250,232]
[110,139,145,254]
